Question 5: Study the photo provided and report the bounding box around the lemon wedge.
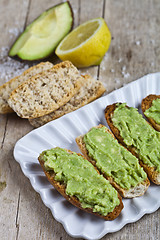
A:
[55,18,111,68]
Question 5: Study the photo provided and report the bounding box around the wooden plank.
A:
[0,115,8,147]
[0,116,33,240]
[0,0,160,240]
[69,0,80,28]
[100,0,160,93]
[79,0,104,79]
[0,0,32,86]
[16,1,81,240]
[98,0,160,239]
[0,0,30,239]
[0,0,29,49]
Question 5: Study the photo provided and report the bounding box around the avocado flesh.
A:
[9,2,73,60]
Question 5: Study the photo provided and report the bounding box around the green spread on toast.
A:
[41,147,120,216]
[83,126,147,190]
[144,98,160,124]
[112,103,160,172]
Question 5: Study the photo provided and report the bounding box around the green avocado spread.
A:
[112,103,160,172]
[41,147,120,216]
[83,126,147,190]
[144,98,160,124]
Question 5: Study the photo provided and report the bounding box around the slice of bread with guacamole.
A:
[141,94,160,131]
[29,74,106,127]
[38,147,123,220]
[105,103,160,185]
[76,125,150,198]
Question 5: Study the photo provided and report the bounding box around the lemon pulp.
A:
[60,21,99,50]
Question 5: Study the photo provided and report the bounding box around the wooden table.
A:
[0,0,160,239]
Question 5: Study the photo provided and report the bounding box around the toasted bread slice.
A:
[0,62,53,114]
[38,147,123,220]
[141,94,160,131]
[105,103,160,185]
[8,61,84,119]
[29,74,106,127]
[76,125,150,198]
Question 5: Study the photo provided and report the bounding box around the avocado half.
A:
[9,2,73,61]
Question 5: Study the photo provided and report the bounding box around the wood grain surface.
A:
[0,0,160,239]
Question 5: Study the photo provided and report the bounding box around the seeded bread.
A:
[76,125,150,198]
[0,62,53,114]
[38,148,123,220]
[8,61,84,119]
[105,103,160,185]
[29,74,106,127]
[141,94,160,131]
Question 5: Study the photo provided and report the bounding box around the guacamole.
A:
[144,98,160,124]
[112,103,160,172]
[83,126,147,190]
[41,147,120,216]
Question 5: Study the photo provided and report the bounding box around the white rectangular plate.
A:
[14,73,160,240]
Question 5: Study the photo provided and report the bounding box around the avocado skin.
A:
[8,1,74,61]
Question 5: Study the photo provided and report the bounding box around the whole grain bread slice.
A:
[141,94,160,131]
[29,74,106,127]
[38,148,123,220]
[8,61,84,119]
[76,124,150,198]
[105,103,160,185]
[0,61,53,114]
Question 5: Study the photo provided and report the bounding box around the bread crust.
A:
[76,124,150,198]
[141,94,160,131]
[105,103,160,185]
[38,149,123,220]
